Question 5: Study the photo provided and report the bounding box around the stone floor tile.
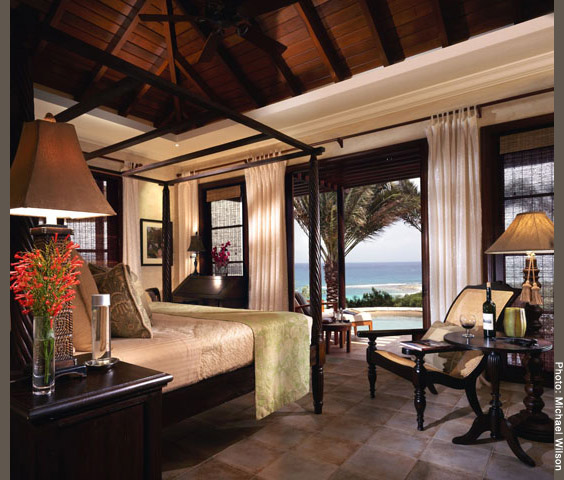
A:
[346,403,400,426]
[248,422,313,450]
[366,425,431,458]
[175,459,253,480]
[493,436,554,469]
[399,400,456,419]
[405,460,482,480]
[328,466,374,480]
[384,412,441,437]
[328,386,371,404]
[256,450,338,480]
[484,452,553,480]
[267,410,332,432]
[341,444,417,480]
[420,438,492,476]
[294,432,361,466]
[214,437,285,474]
[358,392,411,411]
[320,416,377,444]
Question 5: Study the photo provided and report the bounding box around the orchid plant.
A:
[211,241,231,269]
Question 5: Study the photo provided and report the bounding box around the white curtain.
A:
[173,174,199,288]
[426,107,482,323]
[122,162,141,278]
[245,157,288,311]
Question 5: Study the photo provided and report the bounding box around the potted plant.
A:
[10,235,83,395]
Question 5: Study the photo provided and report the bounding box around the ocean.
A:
[294,261,422,300]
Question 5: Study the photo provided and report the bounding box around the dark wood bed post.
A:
[162,183,173,302]
[337,185,346,310]
[309,153,325,414]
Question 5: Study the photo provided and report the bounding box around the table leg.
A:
[367,338,377,398]
[509,351,554,443]
[413,353,427,431]
[339,331,344,348]
[325,330,330,354]
[452,351,535,467]
[346,328,351,353]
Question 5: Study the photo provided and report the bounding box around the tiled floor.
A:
[162,337,555,479]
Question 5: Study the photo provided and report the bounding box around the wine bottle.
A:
[483,282,496,339]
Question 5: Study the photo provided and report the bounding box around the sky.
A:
[293,178,422,263]
[293,219,422,263]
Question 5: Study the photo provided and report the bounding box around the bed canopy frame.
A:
[11,14,327,416]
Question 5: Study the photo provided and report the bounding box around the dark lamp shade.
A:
[485,212,554,255]
[188,235,205,252]
[10,119,116,219]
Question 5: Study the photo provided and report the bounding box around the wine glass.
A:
[460,314,476,338]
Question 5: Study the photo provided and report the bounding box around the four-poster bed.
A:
[11,15,328,419]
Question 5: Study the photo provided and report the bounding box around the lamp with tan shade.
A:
[485,211,554,333]
[10,114,116,373]
[187,233,206,276]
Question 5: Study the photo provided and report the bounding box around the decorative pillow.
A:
[72,253,100,351]
[128,268,152,320]
[422,321,482,377]
[87,263,111,276]
[93,264,153,338]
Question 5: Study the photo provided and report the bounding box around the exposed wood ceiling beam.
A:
[41,25,316,152]
[430,0,451,48]
[357,0,392,66]
[84,120,193,160]
[248,20,303,96]
[119,59,169,117]
[124,133,271,175]
[175,0,266,108]
[76,0,148,100]
[139,13,192,22]
[33,0,68,56]
[55,76,142,122]
[174,55,222,102]
[296,0,350,82]
[162,0,182,121]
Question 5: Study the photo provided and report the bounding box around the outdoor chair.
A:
[358,282,519,430]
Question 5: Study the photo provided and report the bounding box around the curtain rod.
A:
[168,148,325,186]
[283,87,554,153]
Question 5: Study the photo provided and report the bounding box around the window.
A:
[201,183,247,276]
[499,128,554,371]
[67,172,122,266]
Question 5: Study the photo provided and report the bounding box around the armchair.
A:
[358,282,519,430]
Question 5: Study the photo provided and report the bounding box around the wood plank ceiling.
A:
[14,0,553,136]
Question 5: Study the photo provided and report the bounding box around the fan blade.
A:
[239,0,296,18]
[240,23,287,55]
[139,13,202,23]
[197,31,222,64]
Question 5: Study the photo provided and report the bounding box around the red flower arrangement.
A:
[211,241,231,269]
[10,234,83,324]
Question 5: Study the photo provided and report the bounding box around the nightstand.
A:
[11,358,172,480]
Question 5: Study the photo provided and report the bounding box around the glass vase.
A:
[32,315,55,395]
[216,265,228,276]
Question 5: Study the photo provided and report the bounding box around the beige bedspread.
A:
[111,312,254,393]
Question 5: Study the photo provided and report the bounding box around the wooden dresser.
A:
[172,275,248,308]
[11,359,172,480]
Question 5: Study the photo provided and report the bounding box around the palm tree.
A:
[293,180,420,306]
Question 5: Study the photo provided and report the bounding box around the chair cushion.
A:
[93,264,153,339]
[421,321,483,378]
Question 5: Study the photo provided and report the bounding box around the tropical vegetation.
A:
[294,180,420,307]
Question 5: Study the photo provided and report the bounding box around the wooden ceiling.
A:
[13,0,553,136]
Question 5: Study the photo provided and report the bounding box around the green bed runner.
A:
[149,302,310,419]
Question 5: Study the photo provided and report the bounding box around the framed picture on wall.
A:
[140,219,172,266]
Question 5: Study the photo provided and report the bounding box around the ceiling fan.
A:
[140,0,295,64]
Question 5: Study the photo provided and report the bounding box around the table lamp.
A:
[187,233,205,275]
[485,211,554,333]
[10,114,116,371]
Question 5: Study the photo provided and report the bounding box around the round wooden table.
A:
[444,332,552,467]
[322,322,351,353]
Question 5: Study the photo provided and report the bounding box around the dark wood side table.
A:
[11,358,173,480]
[323,323,351,353]
[444,332,552,467]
